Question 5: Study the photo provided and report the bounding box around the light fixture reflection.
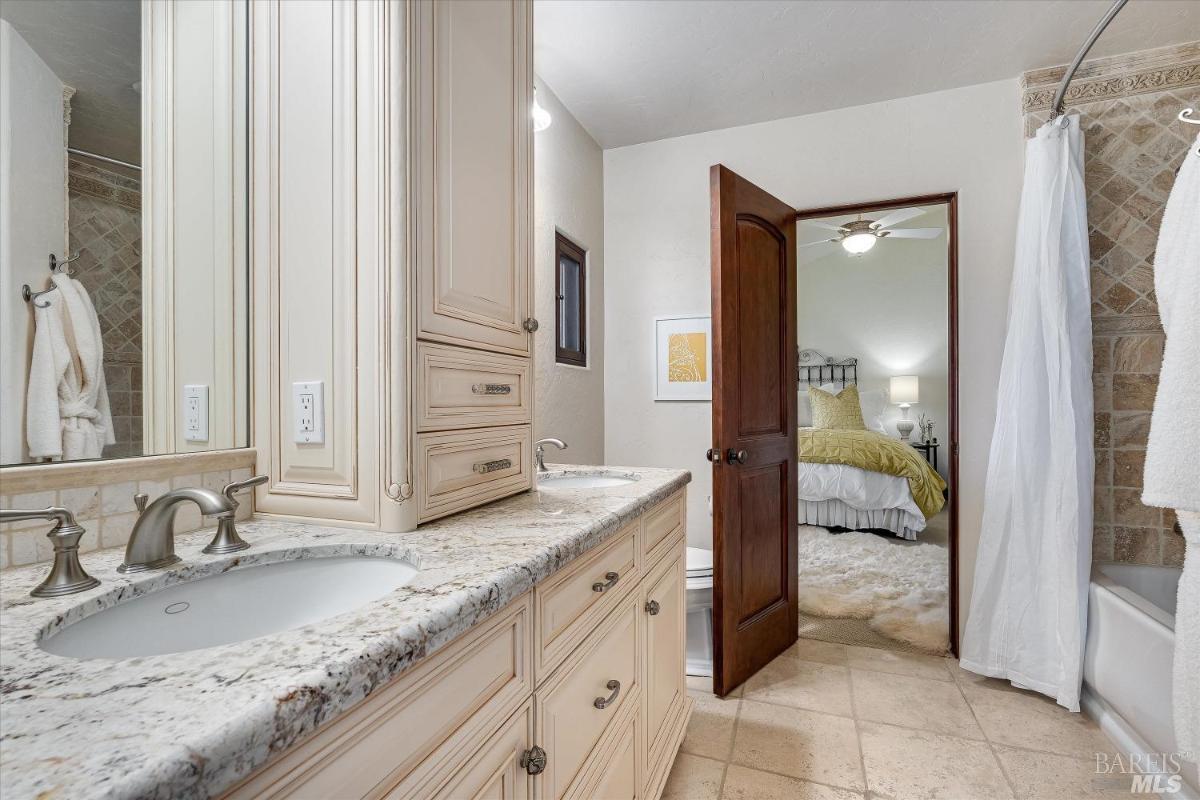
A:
[841,232,876,255]
[532,89,552,132]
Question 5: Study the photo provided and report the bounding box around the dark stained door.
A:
[709,165,798,697]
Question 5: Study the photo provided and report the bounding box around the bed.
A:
[796,350,945,540]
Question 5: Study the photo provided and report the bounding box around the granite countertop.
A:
[0,465,689,800]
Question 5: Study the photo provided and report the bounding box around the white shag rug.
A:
[797,525,950,654]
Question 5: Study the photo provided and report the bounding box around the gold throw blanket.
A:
[798,428,947,519]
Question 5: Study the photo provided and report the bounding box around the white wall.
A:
[797,205,950,483]
[0,20,67,465]
[533,78,604,465]
[603,79,1024,643]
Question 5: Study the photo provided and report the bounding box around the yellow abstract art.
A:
[667,332,707,383]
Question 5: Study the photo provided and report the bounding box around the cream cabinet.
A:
[251,0,535,531]
[224,490,692,800]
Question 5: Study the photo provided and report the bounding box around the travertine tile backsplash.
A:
[1022,41,1198,567]
[1,467,253,571]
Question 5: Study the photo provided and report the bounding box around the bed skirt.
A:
[799,498,925,541]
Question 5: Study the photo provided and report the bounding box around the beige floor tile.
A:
[721,764,864,800]
[859,720,1014,800]
[731,699,864,790]
[851,669,984,739]
[660,753,725,800]
[845,645,953,681]
[786,638,850,666]
[687,674,743,697]
[959,679,1113,757]
[994,746,1134,799]
[680,688,740,760]
[742,656,853,716]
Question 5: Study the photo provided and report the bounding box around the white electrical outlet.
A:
[292,381,325,444]
[183,385,209,442]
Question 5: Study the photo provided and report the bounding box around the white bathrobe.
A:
[1142,132,1200,759]
[25,274,115,460]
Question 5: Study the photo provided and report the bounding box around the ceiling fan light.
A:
[842,232,876,255]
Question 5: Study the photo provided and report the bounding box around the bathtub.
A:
[1083,563,1196,797]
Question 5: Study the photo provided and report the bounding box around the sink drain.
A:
[163,601,190,615]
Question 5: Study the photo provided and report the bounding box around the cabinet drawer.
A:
[569,703,640,800]
[534,520,640,678]
[417,425,532,522]
[642,492,684,567]
[224,595,532,800]
[536,596,641,800]
[417,342,532,431]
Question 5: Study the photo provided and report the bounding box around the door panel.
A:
[709,165,798,697]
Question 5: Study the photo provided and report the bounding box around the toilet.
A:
[685,546,714,677]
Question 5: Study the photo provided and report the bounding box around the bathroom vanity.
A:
[0,469,690,800]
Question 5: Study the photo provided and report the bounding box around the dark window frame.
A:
[554,232,587,367]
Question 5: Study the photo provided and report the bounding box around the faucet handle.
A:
[222,474,268,505]
[134,493,149,513]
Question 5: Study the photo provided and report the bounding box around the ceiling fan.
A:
[799,207,942,256]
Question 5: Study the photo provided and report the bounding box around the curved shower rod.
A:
[1048,0,1130,125]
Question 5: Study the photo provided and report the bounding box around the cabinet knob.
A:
[645,599,661,616]
[523,317,539,333]
[520,745,547,775]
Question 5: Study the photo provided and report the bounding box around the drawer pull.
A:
[520,745,547,775]
[645,599,661,616]
[472,458,512,475]
[471,383,513,395]
[593,679,621,710]
[591,571,620,593]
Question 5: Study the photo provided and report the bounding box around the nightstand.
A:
[910,441,939,470]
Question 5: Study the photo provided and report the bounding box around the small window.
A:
[555,233,587,366]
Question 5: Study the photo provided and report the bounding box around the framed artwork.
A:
[654,315,712,401]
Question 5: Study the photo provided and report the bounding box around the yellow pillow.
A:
[808,385,867,430]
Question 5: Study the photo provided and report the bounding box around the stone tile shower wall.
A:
[1022,41,1198,568]
[67,158,143,459]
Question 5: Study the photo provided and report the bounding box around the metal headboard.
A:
[797,349,858,388]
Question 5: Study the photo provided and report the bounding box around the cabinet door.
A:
[412,0,532,356]
[643,543,686,772]
[420,701,534,800]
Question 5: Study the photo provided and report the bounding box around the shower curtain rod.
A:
[67,147,141,172]
[1049,0,1130,122]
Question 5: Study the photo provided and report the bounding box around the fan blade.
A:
[882,227,942,239]
[871,207,925,230]
[802,221,849,232]
[798,239,837,248]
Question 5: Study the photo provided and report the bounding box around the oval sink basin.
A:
[538,473,638,489]
[40,556,418,660]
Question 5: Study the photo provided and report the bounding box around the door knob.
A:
[726,449,748,464]
[706,448,721,464]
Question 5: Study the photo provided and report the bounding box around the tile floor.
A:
[662,639,1131,800]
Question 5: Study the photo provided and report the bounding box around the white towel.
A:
[25,274,115,460]
[1142,132,1200,762]
[1143,133,1200,513]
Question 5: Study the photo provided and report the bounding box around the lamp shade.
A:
[890,375,919,405]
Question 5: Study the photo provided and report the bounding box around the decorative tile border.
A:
[1021,41,1200,112]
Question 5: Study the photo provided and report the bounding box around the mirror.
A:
[0,0,249,466]
[794,198,956,655]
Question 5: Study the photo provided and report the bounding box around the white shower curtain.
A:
[961,115,1093,711]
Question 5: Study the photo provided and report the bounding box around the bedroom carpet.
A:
[797,523,950,654]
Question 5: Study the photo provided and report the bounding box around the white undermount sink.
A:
[39,556,418,660]
[538,472,639,489]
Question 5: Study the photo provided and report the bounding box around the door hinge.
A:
[520,745,547,775]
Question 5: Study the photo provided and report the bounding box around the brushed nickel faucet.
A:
[118,487,235,573]
[0,507,99,597]
[534,438,567,472]
[202,474,268,555]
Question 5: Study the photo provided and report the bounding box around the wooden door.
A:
[709,165,799,697]
[413,0,533,356]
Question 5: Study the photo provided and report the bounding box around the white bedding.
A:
[797,462,926,539]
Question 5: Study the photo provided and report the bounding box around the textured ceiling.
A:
[1,0,140,166]
[535,0,1200,148]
